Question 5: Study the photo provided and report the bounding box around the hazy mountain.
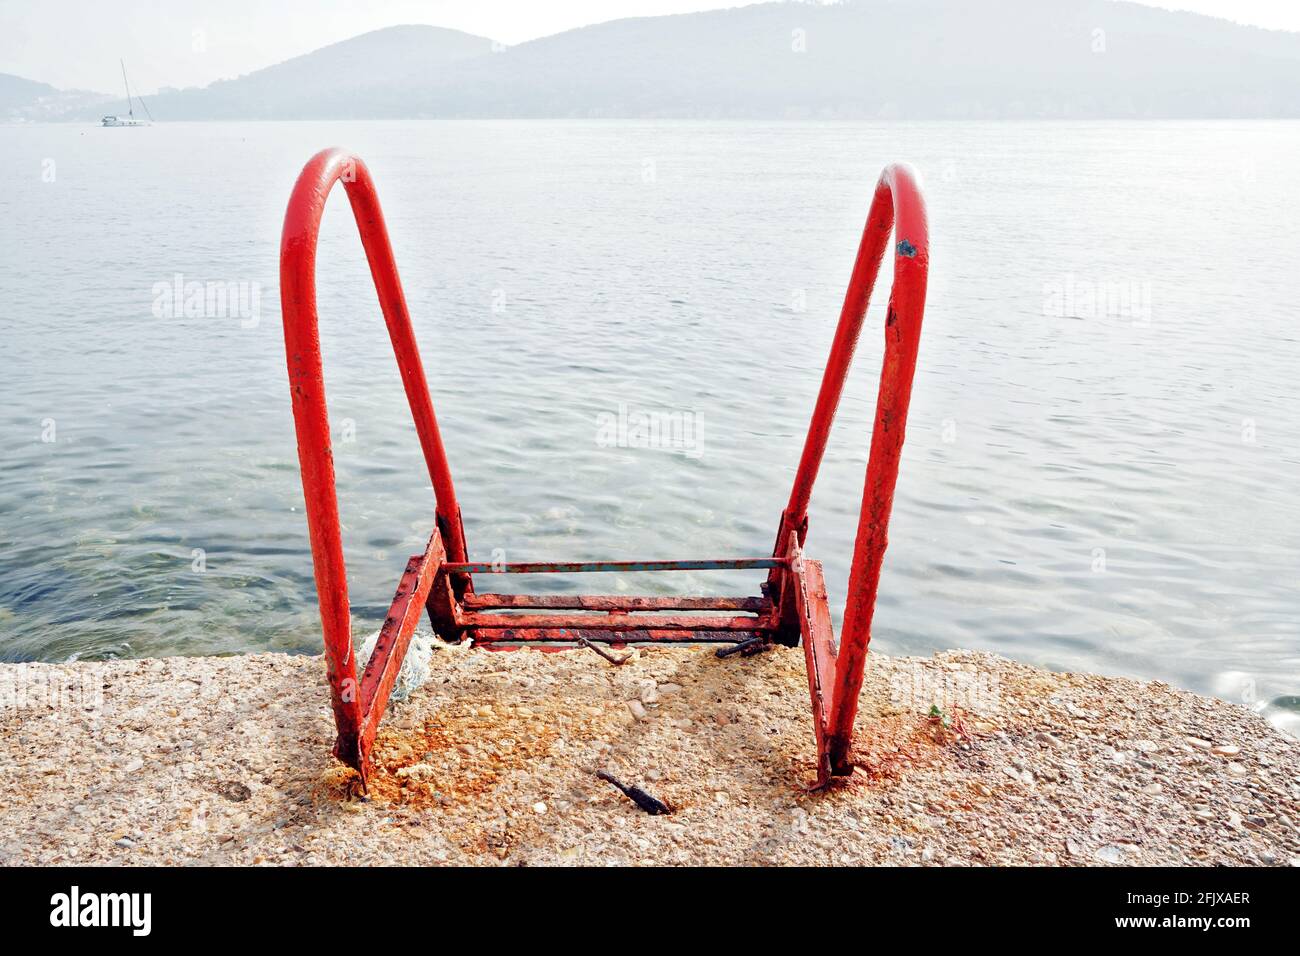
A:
[411,0,1300,119]
[0,72,110,121]
[141,24,497,119]
[20,1,1300,121]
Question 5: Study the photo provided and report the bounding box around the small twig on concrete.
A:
[596,770,671,815]
[577,635,632,666]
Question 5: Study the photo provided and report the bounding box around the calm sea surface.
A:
[1,121,1297,731]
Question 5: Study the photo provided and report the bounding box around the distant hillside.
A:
[0,72,109,121]
[0,73,54,112]
[143,24,497,119]
[410,0,1300,119]
[18,1,1300,121]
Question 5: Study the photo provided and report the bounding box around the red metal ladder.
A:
[279,148,928,789]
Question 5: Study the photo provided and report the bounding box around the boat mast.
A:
[120,59,135,119]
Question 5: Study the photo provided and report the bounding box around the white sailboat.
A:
[101,60,152,127]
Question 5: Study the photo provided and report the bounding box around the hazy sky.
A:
[3,0,1299,93]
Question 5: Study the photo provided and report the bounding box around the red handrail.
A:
[279,148,468,767]
[279,148,927,787]
[775,164,929,774]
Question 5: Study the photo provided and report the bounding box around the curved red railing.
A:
[775,164,930,774]
[279,148,468,767]
[280,148,927,788]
